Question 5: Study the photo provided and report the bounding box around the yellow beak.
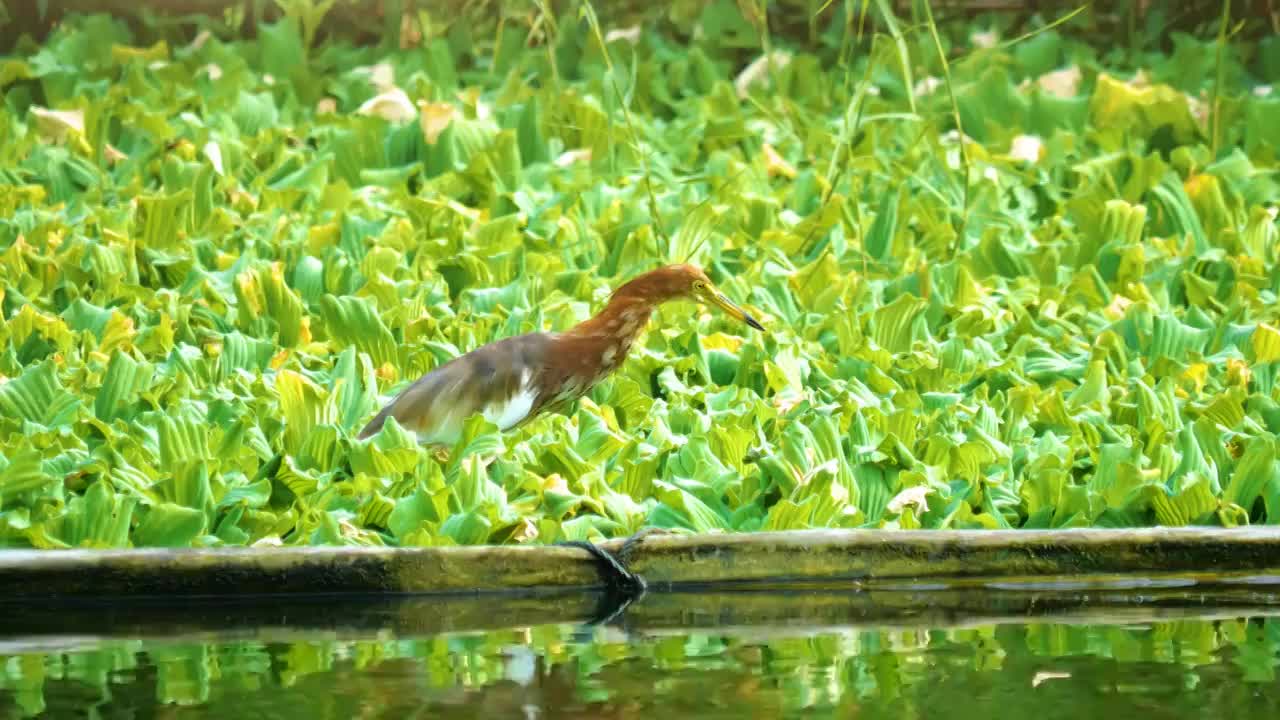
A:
[702,286,765,331]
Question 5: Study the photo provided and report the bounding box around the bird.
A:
[357,263,765,445]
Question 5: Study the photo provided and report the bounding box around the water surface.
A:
[4,588,1280,718]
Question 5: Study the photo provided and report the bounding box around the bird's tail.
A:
[356,405,392,440]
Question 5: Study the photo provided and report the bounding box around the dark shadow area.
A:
[5,581,1280,649]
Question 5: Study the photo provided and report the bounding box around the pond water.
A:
[3,590,1280,719]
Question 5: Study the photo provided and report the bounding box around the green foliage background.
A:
[1,2,1280,548]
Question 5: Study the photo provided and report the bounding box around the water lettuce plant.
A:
[0,2,1278,549]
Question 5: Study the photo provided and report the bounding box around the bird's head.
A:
[623,264,765,331]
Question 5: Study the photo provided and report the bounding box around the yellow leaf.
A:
[110,40,169,64]
[29,107,84,142]
[700,332,744,353]
[887,485,932,515]
[1180,362,1209,394]
[1227,358,1252,388]
[235,271,263,316]
[1252,323,1280,363]
[735,51,790,98]
[356,88,416,122]
[418,101,456,144]
[98,312,136,355]
[1009,134,1043,164]
[276,370,334,455]
[104,143,127,164]
[555,148,592,167]
[1089,73,1199,145]
[1202,390,1245,429]
[1037,66,1082,97]
[762,143,797,179]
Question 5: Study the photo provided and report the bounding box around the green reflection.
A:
[3,617,1280,718]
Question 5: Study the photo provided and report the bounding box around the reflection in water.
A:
[4,614,1280,718]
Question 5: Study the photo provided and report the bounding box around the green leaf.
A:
[864,186,901,262]
[50,480,135,548]
[1089,73,1202,148]
[1148,172,1209,252]
[0,450,55,507]
[94,351,153,422]
[651,482,729,533]
[440,509,491,544]
[869,294,928,354]
[1225,439,1279,512]
[447,415,505,509]
[389,484,443,541]
[1148,473,1218,526]
[318,295,398,367]
[0,360,81,429]
[232,91,280,135]
[158,412,210,467]
[350,417,423,476]
[218,479,273,510]
[275,370,334,457]
[134,502,208,547]
[235,264,307,347]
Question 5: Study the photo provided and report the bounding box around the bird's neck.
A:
[550,292,662,388]
[566,293,655,342]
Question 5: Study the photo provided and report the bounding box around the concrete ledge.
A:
[0,543,602,598]
[4,527,1280,599]
[619,527,1280,588]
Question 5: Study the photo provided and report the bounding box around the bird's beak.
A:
[703,287,765,331]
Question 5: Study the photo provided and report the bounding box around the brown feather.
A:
[357,333,552,442]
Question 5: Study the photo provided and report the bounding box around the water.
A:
[3,588,1280,719]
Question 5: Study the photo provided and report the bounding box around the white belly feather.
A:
[414,368,537,447]
[482,369,537,430]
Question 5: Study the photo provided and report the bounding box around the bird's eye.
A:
[692,281,705,291]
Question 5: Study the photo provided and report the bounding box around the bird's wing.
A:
[357,332,552,445]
